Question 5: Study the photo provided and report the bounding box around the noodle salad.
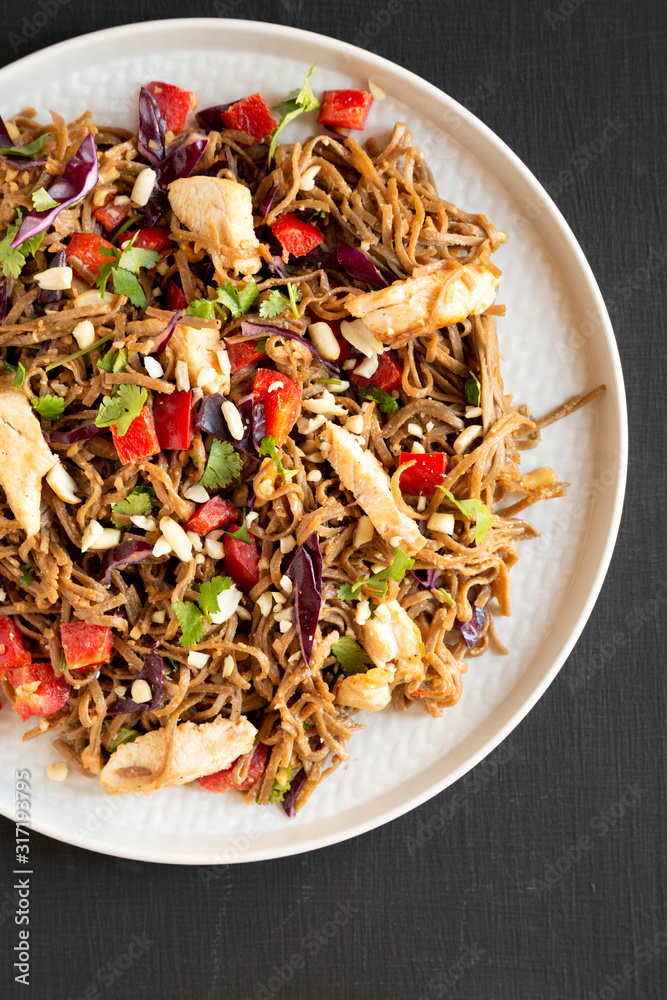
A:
[0,71,601,814]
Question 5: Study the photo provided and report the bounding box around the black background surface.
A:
[0,2,665,998]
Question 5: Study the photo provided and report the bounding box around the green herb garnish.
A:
[258,289,289,319]
[94,384,147,437]
[172,574,234,648]
[0,131,49,159]
[105,725,141,752]
[268,766,292,804]
[0,210,44,279]
[30,394,65,420]
[18,563,33,587]
[111,485,156,525]
[30,188,59,212]
[215,278,259,318]
[200,439,243,490]
[259,435,300,482]
[268,65,320,166]
[337,549,415,602]
[96,236,160,309]
[464,370,481,407]
[436,487,492,546]
[331,636,372,676]
[357,384,400,413]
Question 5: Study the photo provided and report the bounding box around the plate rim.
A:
[0,16,628,865]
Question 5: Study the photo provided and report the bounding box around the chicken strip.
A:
[100,715,257,796]
[168,176,263,275]
[321,422,426,555]
[168,323,230,395]
[0,378,57,537]
[343,260,499,340]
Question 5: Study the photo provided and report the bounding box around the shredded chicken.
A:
[0,377,56,537]
[167,323,230,395]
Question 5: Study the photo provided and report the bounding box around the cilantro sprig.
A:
[31,188,59,212]
[172,574,234,648]
[94,384,147,437]
[104,725,141,752]
[96,236,160,309]
[357,384,399,413]
[259,435,300,482]
[5,360,27,390]
[30,394,65,420]
[259,285,302,320]
[200,439,243,490]
[187,278,259,321]
[97,347,128,373]
[18,563,33,587]
[0,131,49,159]
[337,549,415,602]
[268,65,320,166]
[111,485,156,525]
[331,636,372,676]
[436,487,492,546]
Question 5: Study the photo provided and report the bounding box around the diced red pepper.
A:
[225,339,265,374]
[6,662,70,721]
[120,227,174,258]
[352,351,404,393]
[271,214,323,259]
[223,527,260,592]
[60,622,113,670]
[318,90,373,131]
[146,80,197,133]
[398,452,448,497]
[184,496,238,536]
[165,280,188,311]
[0,618,31,679]
[252,368,301,446]
[111,407,161,464]
[198,743,268,793]
[66,232,116,280]
[152,390,193,450]
[221,93,278,143]
[92,193,134,233]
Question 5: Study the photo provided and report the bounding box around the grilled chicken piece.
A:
[168,323,230,395]
[335,601,424,712]
[363,600,425,686]
[321,422,426,555]
[100,715,257,795]
[0,378,57,537]
[168,176,263,275]
[344,260,499,340]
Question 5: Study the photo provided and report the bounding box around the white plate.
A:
[0,19,626,864]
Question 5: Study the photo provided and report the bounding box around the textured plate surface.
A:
[0,19,626,864]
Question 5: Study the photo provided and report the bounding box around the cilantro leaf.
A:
[172,601,204,648]
[259,435,300,481]
[31,188,59,212]
[437,487,492,546]
[186,298,216,319]
[111,267,147,308]
[30,394,65,420]
[215,278,259,318]
[104,725,141,752]
[464,370,481,407]
[227,521,251,544]
[259,289,289,319]
[117,244,160,274]
[200,439,243,490]
[94,384,147,437]
[336,549,415,602]
[0,131,49,159]
[5,361,27,390]
[97,347,128,373]
[19,563,33,587]
[0,211,43,279]
[331,636,372,676]
[111,485,155,524]
[268,65,320,165]
[268,766,291,804]
[357,384,400,413]
[197,575,233,619]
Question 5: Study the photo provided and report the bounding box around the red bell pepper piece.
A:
[120,227,174,258]
[92,193,134,233]
[198,743,268,793]
[6,662,69,721]
[223,527,260,592]
[60,622,113,670]
[66,232,116,280]
[146,80,197,133]
[271,214,323,259]
[252,368,301,446]
[165,280,188,311]
[184,496,238,536]
[111,407,161,464]
[352,351,404,393]
[398,453,448,497]
[152,390,193,450]
[0,617,32,679]
[318,90,373,131]
[225,339,265,374]
[221,93,278,143]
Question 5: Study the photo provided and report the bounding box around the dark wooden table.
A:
[1,2,664,998]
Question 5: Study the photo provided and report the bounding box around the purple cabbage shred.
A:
[195,101,235,132]
[43,420,104,446]
[286,532,323,665]
[106,643,165,715]
[240,320,339,373]
[336,240,389,288]
[0,280,8,324]
[281,767,307,818]
[457,605,486,649]
[99,540,155,586]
